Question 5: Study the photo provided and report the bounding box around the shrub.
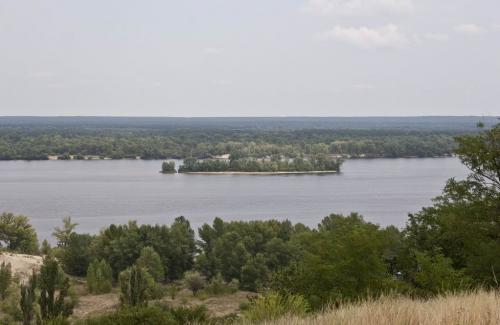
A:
[204,273,238,296]
[136,247,165,283]
[167,284,179,300]
[183,271,206,296]
[169,305,209,324]
[119,265,155,306]
[243,292,309,323]
[87,260,113,294]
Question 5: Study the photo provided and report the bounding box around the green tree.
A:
[60,233,93,276]
[161,161,176,174]
[405,123,500,286]
[273,213,398,309]
[20,272,37,325]
[135,247,165,283]
[412,251,471,296]
[0,213,39,254]
[119,265,154,306]
[52,217,78,248]
[0,262,12,300]
[87,260,113,294]
[41,239,52,256]
[38,256,74,321]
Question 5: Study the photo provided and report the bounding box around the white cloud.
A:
[316,24,409,49]
[454,24,486,35]
[202,47,224,55]
[423,33,449,42]
[302,0,414,16]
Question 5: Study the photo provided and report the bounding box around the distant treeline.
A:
[0,125,463,160]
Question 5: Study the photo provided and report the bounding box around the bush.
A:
[119,265,155,306]
[136,247,165,283]
[204,274,238,296]
[87,260,113,294]
[169,305,209,324]
[243,292,309,323]
[183,271,205,296]
[167,284,179,300]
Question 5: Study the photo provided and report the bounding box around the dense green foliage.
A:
[161,161,176,174]
[178,155,341,173]
[0,262,12,300]
[136,247,165,283]
[404,123,500,288]
[38,256,74,322]
[0,213,39,254]
[92,218,195,280]
[0,119,466,160]
[20,272,37,325]
[87,260,113,294]
[119,265,156,306]
[196,218,301,291]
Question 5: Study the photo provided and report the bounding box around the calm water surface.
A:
[0,158,468,241]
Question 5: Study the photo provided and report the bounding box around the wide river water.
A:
[0,158,468,242]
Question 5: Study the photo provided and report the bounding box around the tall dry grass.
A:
[259,290,500,325]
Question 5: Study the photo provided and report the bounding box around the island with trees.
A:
[171,154,342,174]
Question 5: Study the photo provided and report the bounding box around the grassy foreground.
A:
[260,290,500,325]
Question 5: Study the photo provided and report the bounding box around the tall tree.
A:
[0,213,39,254]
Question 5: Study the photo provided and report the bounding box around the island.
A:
[161,154,342,174]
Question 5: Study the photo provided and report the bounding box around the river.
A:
[0,158,468,242]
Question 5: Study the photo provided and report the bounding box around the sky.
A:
[0,0,499,117]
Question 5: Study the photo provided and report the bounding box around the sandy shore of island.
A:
[180,170,339,175]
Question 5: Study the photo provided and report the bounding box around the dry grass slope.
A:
[262,290,500,325]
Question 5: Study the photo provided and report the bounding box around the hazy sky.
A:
[1,0,499,116]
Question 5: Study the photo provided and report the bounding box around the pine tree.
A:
[20,271,37,325]
[0,262,12,299]
[119,265,154,306]
[39,256,74,321]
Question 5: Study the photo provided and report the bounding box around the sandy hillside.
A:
[0,252,43,283]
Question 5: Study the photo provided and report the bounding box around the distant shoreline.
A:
[178,170,339,175]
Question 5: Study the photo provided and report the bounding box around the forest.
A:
[0,123,497,324]
[0,117,480,160]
